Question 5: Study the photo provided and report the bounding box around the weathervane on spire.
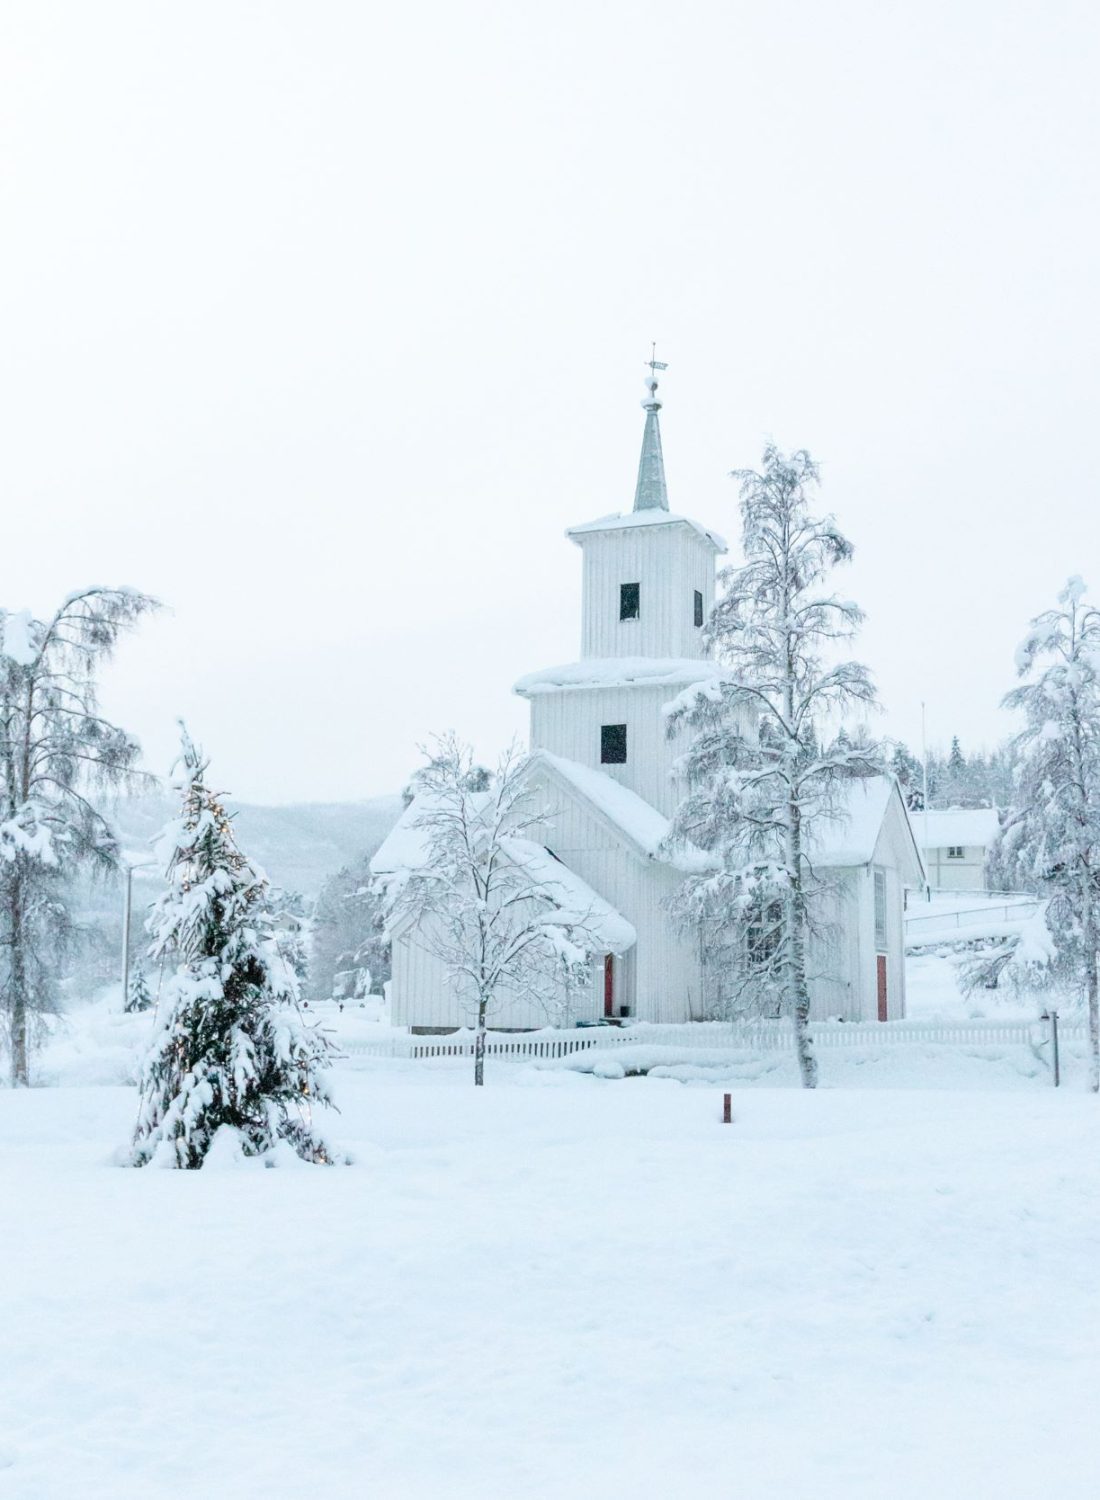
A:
[643,342,668,411]
[634,344,670,510]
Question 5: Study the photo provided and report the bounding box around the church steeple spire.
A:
[633,346,669,512]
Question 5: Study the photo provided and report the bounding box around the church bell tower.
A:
[515,358,727,817]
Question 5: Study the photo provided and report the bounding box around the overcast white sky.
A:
[2,1,1096,802]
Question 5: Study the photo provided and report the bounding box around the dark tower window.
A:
[620,582,640,621]
[694,589,704,627]
[601,724,628,764]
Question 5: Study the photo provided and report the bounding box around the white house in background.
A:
[915,807,1000,892]
[376,366,924,1028]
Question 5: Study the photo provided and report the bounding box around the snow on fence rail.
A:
[905,900,1042,937]
[336,1016,1086,1061]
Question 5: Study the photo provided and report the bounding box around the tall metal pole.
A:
[922,700,931,902]
[121,864,134,1006]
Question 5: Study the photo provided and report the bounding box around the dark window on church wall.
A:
[601,724,628,764]
[620,582,640,620]
[694,589,704,627]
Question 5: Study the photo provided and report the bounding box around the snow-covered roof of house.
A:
[368,792,635,952]
[806,776,920,870]
[565,509,727,553]
[913,807,1000,850]
[515,657,729,698]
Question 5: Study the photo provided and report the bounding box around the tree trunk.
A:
[9,869,29,1087]
[786,804,818,1090]
[474,997,487,1087]
[1086,910,1099,1095]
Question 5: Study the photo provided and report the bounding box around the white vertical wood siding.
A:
[530,683,687,817]
[530,773,703,1023]
[576,523,716,660]
[807,872,861,1020]
[389,908,581,1031]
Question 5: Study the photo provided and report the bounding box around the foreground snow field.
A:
[2,1066,1098,1500]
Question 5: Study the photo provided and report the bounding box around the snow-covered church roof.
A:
[529,751,671,859]
[515,657,730,698]
[528,752,713,873]
[369,792,636,952]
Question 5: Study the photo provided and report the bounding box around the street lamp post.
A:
[120,860,159,1005]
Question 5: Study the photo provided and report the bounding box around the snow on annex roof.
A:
[515,657,730,698]
[565,509,727,553]
[368,791,636,953]
[804,776,912,869]
[913,807,1000,850]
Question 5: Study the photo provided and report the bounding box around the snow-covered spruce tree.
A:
[889,742,925,811]
[0,588,157,1085]
[995,578,1100,1089]
[375,734,604,1086]
[664,445,878,1089]
[125,963,153,1013]
[131,729,339,1166]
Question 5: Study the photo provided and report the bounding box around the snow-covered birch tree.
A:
[375,735,612,1085]
[131,728,340,1166]
[664,445,878,1088]
[994,578,1100,1090]
[0,588,157,1084]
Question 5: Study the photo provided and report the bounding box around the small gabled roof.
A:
[914,807,1000,850]
[808,775,925,881]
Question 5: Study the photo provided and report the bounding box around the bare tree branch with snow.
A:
[0,587,158,1084]
[375,734,616,1085]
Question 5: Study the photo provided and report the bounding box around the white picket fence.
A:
[336,1016,1087,1061]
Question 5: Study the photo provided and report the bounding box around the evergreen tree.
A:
[665,444,879,1089]
[995,579,1100,1089]
[889,742,925,810]
[0,587,157,1084]
[131,729,339,1167]
[125,963,153,1013]
[311,857,390,1001]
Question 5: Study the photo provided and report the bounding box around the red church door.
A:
[876,955,888,1022]
[604,954,614,1018]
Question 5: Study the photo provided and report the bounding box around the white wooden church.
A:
[374,370,924,1029]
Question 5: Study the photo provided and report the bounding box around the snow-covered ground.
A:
[905,951,1034,1021]
[2,1058,1098,1499]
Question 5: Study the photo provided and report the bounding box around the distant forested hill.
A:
[106,792,404,897]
